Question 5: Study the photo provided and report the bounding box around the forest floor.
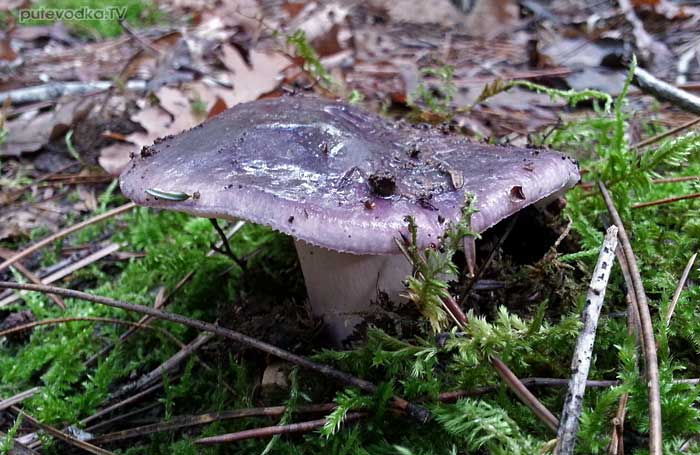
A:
[1,0,700,454]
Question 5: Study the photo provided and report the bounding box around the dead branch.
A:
[0,80,147,105]
[0,203,135,274]
[0,388,41,412]
[555,226,618,455]
[111,333,214,400]
[632,117,700,150]
[632,192,700,209]
[598,182,662,455]
[0,243,121,308]
[80,383,163,427]
[0,249,65,309]
[634,66,700,115]
[9,407,115,455]
[84,403,161,434]
[0,281,430,424]
[89,403,337,444]
[665,253,698,325]
[194,413,366,445]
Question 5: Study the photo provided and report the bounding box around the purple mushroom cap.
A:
[119,96,579,255]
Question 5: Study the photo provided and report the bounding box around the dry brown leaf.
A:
[1,99,93,156]
[218,44,290,105]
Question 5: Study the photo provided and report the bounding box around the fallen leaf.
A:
[218,44,290,105]
[1,99,93,156]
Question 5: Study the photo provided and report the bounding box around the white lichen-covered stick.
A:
[634,66,700,115]
[555,226,618,455]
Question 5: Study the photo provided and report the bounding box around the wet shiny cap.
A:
[119,96,580,254]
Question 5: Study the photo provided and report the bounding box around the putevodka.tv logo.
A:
[18,7,128,23]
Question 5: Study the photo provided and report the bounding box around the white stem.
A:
[555,226,618,455]
[294,240,411,344]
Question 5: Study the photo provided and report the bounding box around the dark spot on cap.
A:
[288,216,294,223]
[368,171,396,197]
[510,185,526,201]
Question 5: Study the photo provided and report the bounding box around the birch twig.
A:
[634,66,700,115]
[555,226,618,454]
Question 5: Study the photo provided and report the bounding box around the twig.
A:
[665,253,698,325]
[10,407,115,455]
[209,219,247,269]
[0,248,65,309]
[555,226,618,455]
[0,316,181,343]
[111,333,214,400]
[632,117,700,150]
[195,413,366,445]
[609,392,629,455]
[0,203,135,274]
[0,388,41,412]
[609,258,643,454]
[80,383,163,426]
[0,281,430,424]
[634,66,700,115]
[0,81,147,105]
[632,192,700,209]
[579,175,700,191]
[598,182,662,455]
[489,355,559,431]
[84,403,161,433]
[89,404,337,444]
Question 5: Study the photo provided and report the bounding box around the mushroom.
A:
[119,96,579,344]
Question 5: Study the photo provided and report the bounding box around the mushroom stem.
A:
[294,240,412,344]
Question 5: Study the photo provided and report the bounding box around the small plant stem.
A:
[195,413,366,445]
[633,66,700,115]
[555,226,618,455]
[632,116,700,150]
[10,407,115,455]
[0,388,41,412]
[598,182,662,455]
[209,219,247,269]
[665,253,698,325]
[0,281,430,424]
[632,192,700,209]
[0,202,136,273]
